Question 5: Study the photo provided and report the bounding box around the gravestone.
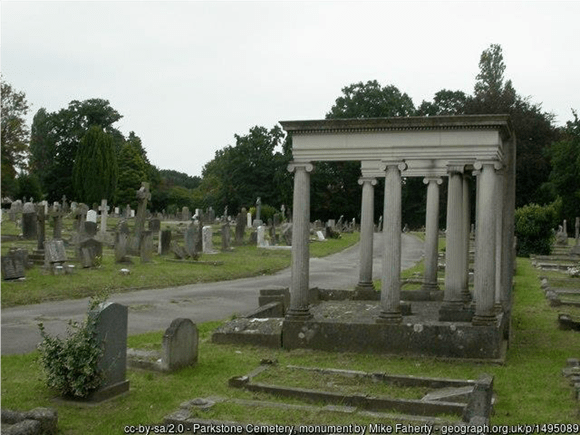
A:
[114,206,120,217]
[202,226,215,253]
[257,225,268,247]
[162,318,198,372]
[78,238,103,268]
[235,208,246,244]
[159,229,172,255]
[195,222,203,252]
[140,231,153,263]
[22,202,37,240]
[134,182,151,252]
[45,240,67,264]
[88,302,130,401]
[253,197,263,227]
[51,209,64,239]
[36,206,46,250]
[124,204,132,219]
[208,207,215,223]
[221,223,231,250]
[171,241,188,260]
[572,217,580,254]
[281,223,292,246]
[61,195,68,213]
[148,218,161,232]
[99,199,109,234]
[1,255,26,280]
[184,225,197,258]
[247,212,252,228]
[118,220,130,235]
[115,231,130,263]
[280,204,286,221]
[86,209,97,223]
[182,206,190,222]
[84,221,98,237]
[317,230,326,241]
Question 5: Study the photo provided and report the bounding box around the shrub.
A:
[514,200,560,257]
[37,297,104,398]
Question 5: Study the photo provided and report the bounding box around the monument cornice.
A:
[280,115,514,140]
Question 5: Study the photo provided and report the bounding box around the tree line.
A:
[1,44,578,232]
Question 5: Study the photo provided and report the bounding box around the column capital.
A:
[423,176,443,185]
[358,177,378,186]
[287,162,314,174]
[379,160,407,172]
[447,163,466,174]
[473,160,503,171]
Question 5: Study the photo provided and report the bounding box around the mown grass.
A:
[1,217,359,307]
[2,257,580,432]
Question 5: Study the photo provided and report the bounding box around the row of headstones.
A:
[555,217,580,249]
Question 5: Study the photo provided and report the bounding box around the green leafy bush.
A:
[514,200,560,257]
[37,298,104,398]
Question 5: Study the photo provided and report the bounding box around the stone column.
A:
[440,165,465,320]
[461,174,472,301]
[286,162,314,320]
[494,169,505,312]
[377,161,407,324]
[422,176,442,292]
[356,177,377,293]
[473,161,502,325]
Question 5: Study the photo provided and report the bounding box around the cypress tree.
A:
[72,125,118,203]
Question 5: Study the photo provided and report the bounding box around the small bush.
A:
[37,297,104,398]
[515,200,559,257]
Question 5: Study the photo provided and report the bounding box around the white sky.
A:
[2,1,579,177]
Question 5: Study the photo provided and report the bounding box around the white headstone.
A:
[86,210,98,223]
[247,212,252,228]
[316,230,326,241]
[131,210,135,218]
[115,207,120,216]
[257,225,268,247]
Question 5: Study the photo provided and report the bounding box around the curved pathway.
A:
[1,233,424,355]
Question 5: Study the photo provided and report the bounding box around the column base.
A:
[439,301,474,322]
[472,314,498,326]
[460,289,473,302]
[421,282,440,292]
[376,310,402,324]
[493,303,504,314]
[285,308,313,321]
[353,282,378,300]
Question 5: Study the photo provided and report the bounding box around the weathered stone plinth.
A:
[214,296,506,361]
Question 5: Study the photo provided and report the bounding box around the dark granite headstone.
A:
[1,256,25,280]
[89,302,130,400]
[159,229,172,255]
[78,238,103,268]
[22,211,37,240]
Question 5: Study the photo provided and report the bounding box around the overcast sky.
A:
[2,1,579,178]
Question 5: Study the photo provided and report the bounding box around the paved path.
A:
[1,233,424,355]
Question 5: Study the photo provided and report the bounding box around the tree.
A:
[72,126,118,204]
[199,125,288,213]
[16,172,43,201]
[321,80,418,224]
[416,89,469,116]
[544,111,580,230]
[1,78,30,198]
[115,140,149,208]
[29,99,124,201]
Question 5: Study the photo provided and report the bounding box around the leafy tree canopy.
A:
[1,77,30,198]
[29,99,124,202]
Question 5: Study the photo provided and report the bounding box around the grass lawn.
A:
[2,257,579,432]
[1,217,359,307]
